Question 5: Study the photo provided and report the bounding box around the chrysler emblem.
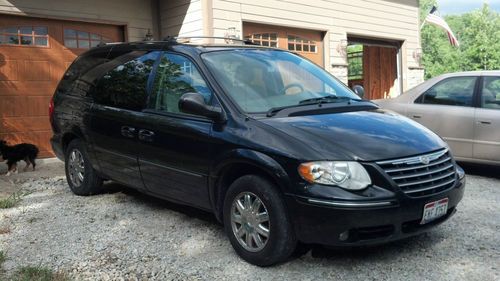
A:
[419,156,430,165]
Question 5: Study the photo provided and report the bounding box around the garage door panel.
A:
[0,14,124,157]
[0,96,51,117]
[0,59,19,80]
[0,116,50,133]
[23,60,52,81]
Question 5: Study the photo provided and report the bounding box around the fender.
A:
[208,148,292,221]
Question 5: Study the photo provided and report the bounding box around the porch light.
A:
[413,48,422,65]
[144,29,154,41]
[336,39,348,55]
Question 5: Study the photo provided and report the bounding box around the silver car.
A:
[375,71,500,166]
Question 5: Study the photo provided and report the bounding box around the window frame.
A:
[244,32,279,48]
[0,26,50,48]
[415,76,481,108]
[287,35,317,53]
[63,28,112,50]
[143,51,222,122]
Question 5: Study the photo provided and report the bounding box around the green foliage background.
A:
[420,0,500,79]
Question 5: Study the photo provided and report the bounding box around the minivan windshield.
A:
[201,49,361,113]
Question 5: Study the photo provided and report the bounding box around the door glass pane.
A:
[34,37,48,46]
[151,53,213,114]
[90,40,101,47]
[8,35,19,44]
[78,39,90,49]
[93,51,159,111]
[20,36,33,45]
[64,29,76,38]
[77,31,89,39]
[481,76,500,109]
[295,44,302,51]
[5,27,18,34]
[303,45,309,52]
[34,26,48,35]
[19,27,32,35]
[419,77,477,106]
[90,33,100,40]
[64,39,77,48]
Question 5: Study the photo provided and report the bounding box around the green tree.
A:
[420,3,500,79]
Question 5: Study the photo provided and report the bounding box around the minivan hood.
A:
[260,109,447,161]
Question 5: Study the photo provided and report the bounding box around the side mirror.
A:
[178,92,225,122]
[352,85,365,99]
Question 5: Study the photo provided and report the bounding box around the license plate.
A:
[420,198,448,225]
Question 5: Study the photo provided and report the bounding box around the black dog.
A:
[0,140,39,176]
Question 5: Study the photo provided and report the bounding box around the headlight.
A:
[298,161,371,190]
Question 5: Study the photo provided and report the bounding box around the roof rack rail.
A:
[163,36,257,45]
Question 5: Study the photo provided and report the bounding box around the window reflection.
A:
[93,52,159,111]
[150,54,213,114]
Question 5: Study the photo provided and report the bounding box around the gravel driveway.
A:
[0,162,499,281]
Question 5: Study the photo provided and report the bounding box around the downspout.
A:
[151,0,161,40]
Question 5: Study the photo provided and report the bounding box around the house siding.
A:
[0,0,154,41]
[160,0,204,37]
[209,0,422,90]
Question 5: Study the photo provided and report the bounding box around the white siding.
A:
[0,0,154,42]
[160,0,204,37]
[210,0,422,89]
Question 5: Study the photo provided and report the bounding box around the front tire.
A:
[65,139,103,196]
[223,175,296,266]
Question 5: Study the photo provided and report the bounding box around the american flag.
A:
[424,6,460,47]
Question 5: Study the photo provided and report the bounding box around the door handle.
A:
[138,129,155,142]
[412,115,422,119]
[120,126,136,138]
[478,120,491,125]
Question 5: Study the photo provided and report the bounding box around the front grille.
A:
[376,149,457,197]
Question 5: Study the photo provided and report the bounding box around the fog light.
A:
[339,230,349,241]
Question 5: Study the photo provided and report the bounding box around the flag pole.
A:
[420,6,437,30]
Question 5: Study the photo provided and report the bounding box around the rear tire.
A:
[223,175,296,266]
[65,139,103,196]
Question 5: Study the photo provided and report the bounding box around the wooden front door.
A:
[243,22,324,67]
[362,46,398,100]
[0,15,124,157]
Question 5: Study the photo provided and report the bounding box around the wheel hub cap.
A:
[68,149,85,187]
[230,192,270,252]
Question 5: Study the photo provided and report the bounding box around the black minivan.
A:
[50,38,465,266]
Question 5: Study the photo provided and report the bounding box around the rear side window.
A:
[416,76,477,107]
[93,52,159,111]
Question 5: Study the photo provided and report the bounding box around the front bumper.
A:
[286,176,465,246]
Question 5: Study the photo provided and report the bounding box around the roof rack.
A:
[163,36,257,45]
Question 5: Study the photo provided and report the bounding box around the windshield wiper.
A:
[266,96,363,117]
[266,104,304,117]
[298,96,360,105]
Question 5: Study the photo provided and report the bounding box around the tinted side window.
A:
[57,49,110,97]
[93,52,159,111]
[481,76,500,110]
[416,76,477,107]
[150,53,213,114]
